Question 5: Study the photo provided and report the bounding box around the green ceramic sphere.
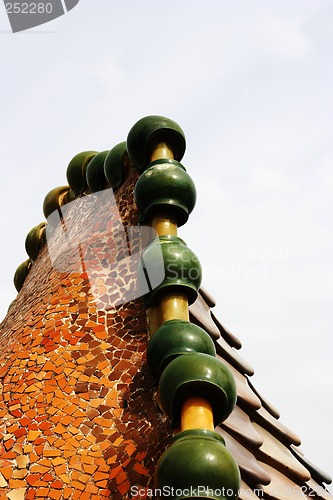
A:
[25,222,46,261]
[86,150,110,193]
[147,320,216,382]
[61,189,76,206]
[14,259,32,292]
[127,115,186,172]
[134,160,196,226]
[155,429,240,500]
[43,186,71,221]
[158,353,237,428]
[66,151,97,194]
[139,235,202,306]
[104,142,129,189]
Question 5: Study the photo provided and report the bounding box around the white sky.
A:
[0,0,332,480]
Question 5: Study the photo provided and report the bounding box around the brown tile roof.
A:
[189,288,332,498]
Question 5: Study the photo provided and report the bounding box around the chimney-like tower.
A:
[0,116,331,500]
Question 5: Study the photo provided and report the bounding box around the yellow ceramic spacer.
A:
[150,142,174,162]
[148,293,190,335]
[151,213,178,237]
[159,292,189,323]
[181,397,214,431]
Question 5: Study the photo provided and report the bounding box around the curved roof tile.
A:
[253,406,301,447]
[189,292,221,339]
[248,379,281,419]
[212,312,243,349]
[216,336,255,376]
[217,428,271,486]
[222,405,264,448]
[252,423,311,482]
[306,479,332,500]
[291,445,332,485]
[218,357,262,410]
[258,462,308,500]
[239,481,263,500]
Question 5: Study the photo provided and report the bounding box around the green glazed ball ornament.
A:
[43,186,72,221]
[14,259,32,292]
[25,222,46,261]
[127,115,186,172]
[155,429,240,500]
[86,150,110,193]
[147,320,216,382]
[158,353,237,428]
[134,160,196,226]
[61,189,75,206]
[66,151,98,194]
[139,235,202,306]
[104,142,129,189]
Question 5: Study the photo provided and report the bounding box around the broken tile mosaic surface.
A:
[0,169,172,499]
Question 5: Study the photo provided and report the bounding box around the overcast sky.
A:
[0,0,332,480]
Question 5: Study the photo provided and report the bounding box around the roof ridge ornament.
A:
[127,115,241,499]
